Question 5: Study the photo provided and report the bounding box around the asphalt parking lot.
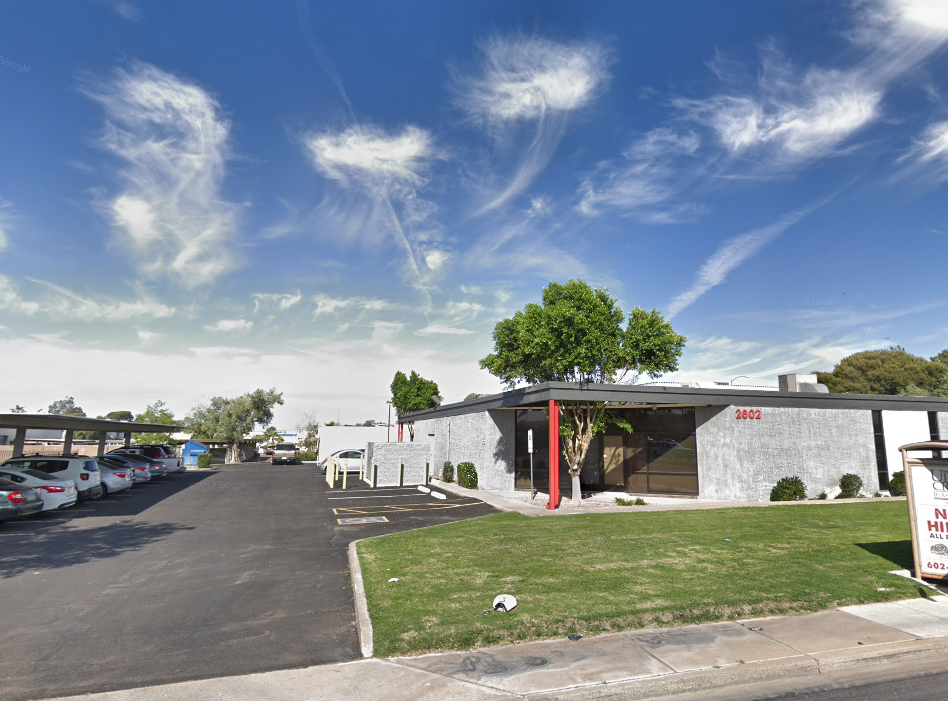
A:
[0,462,496,701]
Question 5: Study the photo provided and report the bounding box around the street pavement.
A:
[38,594,948,701]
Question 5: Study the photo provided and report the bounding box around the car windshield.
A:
[275,444,295,450]
[22,469,59,481]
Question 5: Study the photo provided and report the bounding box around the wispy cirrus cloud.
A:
[0,274,174,321]
[455,35,610,214]
[304,124,444,309]
[85,62,240,287]
[898,120,948,180]
[667,193,840,318]
[0,198,14,252]
[312,293,392,318]
[253,290,303,313]
[204,319,253,332]
[415,324,474,336]
[578,128,705,221]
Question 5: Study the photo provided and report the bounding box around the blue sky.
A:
[1,0,947,428]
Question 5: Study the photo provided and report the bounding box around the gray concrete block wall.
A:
[937,412,948,441]
[695,406,878,501]
[420,410,516,490]
[365,442,431,486]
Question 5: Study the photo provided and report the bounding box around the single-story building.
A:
[401,374,948,502]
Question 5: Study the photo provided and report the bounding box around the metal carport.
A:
[0,414,189,458]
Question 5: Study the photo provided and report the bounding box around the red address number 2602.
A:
[736,409,762,419]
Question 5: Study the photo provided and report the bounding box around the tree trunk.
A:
[226,443,240,464]
[408,423,415,442]
[571,472,582,506]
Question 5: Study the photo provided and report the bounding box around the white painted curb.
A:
[417,485,431,493]
[431,491,446,500]
[347,541,373,658]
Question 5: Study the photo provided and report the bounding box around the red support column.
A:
[547,399,559,510]
[397,423,404,442]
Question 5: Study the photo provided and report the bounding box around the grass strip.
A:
[358,502,923,657]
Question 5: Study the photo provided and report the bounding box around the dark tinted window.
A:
[30,460,69,474]
[0,477,21,489]
[82,460,99,472]
[23,469,59,481]
[275,444,295,451]
[0,471,26,483]
[1,460,31,471]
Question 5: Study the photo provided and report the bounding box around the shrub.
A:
[836,473,863,499]
[456,461,478,489]
[298,450,318,461]
[442,461,454,482]
[770,476,807,501]
[615,497,648,506]
[888,471,906,497]
[817,492,827,500]
[197,452,213,469]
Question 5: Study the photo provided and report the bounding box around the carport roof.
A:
[400,381,948,421]
[0,413,189,433]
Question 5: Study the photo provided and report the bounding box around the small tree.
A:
[10,405,26,413]
[480,279,686,505]
[390,370,441,441]
[133,400,178,444]
[48,396,86,417]
[186,389,284,463]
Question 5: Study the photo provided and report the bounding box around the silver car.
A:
[0,468,77,511]
[97,463,134,497]
[97,454,163,481]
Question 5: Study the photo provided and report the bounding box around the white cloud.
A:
[528,196,552,216]
[456,35,610,214]
[578,128,704,220]
[667,194,838,318]
[899,120,948,180]
[0,198,13,252]
[203,319,253,332]
[253,290,303,313]
[137,329,160,344]
[312,293,392,318]
[86,62,240,287]
[304,124,442,307]
[446,300,486,317]
[460,284,484,294]
[0,274,174,321]
[416,325,475,336]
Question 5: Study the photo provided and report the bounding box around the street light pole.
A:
[387,402,392,442]
[730,375,750,386]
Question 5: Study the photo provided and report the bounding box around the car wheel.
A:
[100,483,109,498]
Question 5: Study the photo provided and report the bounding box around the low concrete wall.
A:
[365,441,431,486]
[415,410,515,490]
[695,406,878,501]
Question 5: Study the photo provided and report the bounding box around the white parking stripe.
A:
[327,494,428,500]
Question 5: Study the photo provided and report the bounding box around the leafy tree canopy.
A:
[186,389,283,462]
[817,347,948,395]
[479,279,686,505]
[47,396,86,417]
[9,405,26,413]
[132,400,178,444]
[104,410,134,422]
[390,370,440,440]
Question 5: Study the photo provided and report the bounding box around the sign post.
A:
[527,428,535,500]
[900,441,948,582]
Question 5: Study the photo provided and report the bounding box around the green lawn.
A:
[358,502,924,657]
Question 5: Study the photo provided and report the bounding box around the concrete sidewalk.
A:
[46,596,948,701]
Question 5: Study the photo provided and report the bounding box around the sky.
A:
[1,0,947,429]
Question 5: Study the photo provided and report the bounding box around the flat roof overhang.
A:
[401,381,948,422]
[0,414,189,434]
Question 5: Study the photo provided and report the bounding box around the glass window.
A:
[0,471,26,483]
[32,460,68,474]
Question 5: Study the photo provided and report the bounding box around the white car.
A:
[318,449,365,474]
[0,467,78,511]
[98,463,134,496]
[0,456,102,502]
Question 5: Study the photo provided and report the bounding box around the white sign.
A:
[904,456,948,581]
[527,429,534,454]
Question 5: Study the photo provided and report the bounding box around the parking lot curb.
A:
[348,539,374,658]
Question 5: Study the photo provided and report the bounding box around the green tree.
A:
[9,405,26,413]
[104,410,134,422]
[817,347,948,395]
[390,370,441,441]
[295,410,319,451]
[133,400,178,444]
[932,348,948,366]
[47,396,86,416]
[480,279,686,506]
[186,389,284,463]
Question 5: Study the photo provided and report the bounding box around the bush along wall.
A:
[888,471,905,497]
[456,461,478,489]
[298,450,318,461]
[770,476,807,501]
[197,452,213,469]
[836,473,863,499]
[442,461,454,483]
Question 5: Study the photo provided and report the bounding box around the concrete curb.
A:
[347,540,373,658]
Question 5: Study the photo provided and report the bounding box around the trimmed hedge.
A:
[888,471,905,497]
[457,461,478,489]
[197,452,213,469]
[442,461,454,482]
[770,476,806,501]
[836,473,863,499]
[298,450,318,461]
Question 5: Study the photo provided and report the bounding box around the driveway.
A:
[0,463,496,700]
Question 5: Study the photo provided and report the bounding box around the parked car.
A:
[0,456,102,502]
[318,449,365,474]
[0,468,77,511]
[0,477,44,523]
[271,443,299,465]
[98,454,166,481]
[97,463,134,496]
[96,455,151,483]
[109,445,183,474]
